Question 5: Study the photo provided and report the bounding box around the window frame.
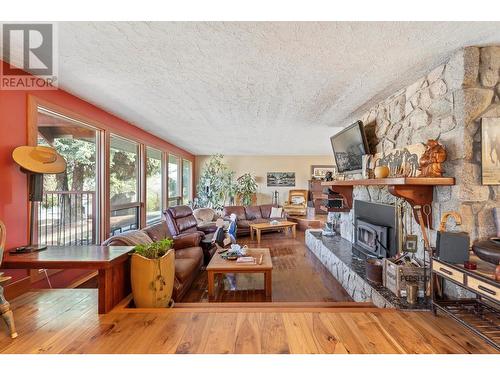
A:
[35,107,102,246]
[27,95,195,242]
[109,134,141,235]
[145,146,164,225]
[167,153,182,207]
[182,158,193,205]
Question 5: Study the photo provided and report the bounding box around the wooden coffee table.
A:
[206,248,273,301]
[249,221,297,245]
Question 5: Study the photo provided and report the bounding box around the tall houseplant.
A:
[131,239,175,308]
[196,154,236,209]
[236,173,258,206]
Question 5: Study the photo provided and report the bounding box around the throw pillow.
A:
[270,207,283,218]
[291,196,305,205]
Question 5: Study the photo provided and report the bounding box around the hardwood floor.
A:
[181,230,352,302]
[0,289,497,354]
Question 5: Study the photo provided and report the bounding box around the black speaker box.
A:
[436,231,470,264]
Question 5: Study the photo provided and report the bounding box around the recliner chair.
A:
[164,205,207,238]
[283,189,308,216]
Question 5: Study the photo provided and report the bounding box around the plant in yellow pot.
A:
[131,239,175,308]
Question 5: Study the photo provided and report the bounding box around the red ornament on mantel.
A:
[464,261,477,270]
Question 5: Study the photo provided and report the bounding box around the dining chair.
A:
[0,220,18,338]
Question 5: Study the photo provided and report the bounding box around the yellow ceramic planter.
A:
[131,249,175,308]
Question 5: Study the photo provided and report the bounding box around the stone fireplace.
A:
[353,200,397,259]
[356,219,389,257]
[339,46,500,262]
[306,45,500,305]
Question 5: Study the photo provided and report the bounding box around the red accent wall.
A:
[0,60,194,293]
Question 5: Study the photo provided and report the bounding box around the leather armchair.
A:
[164,205,208,238]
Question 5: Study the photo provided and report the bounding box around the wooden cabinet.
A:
[310,179,349,213]
[308,180,325,214]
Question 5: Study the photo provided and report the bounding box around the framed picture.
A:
[267,172,295,187]
[481,117,500,185]
[311,165,335,179]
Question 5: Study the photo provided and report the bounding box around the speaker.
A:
[436,231,470,264]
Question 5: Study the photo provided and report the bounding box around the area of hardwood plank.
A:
[0,289,497,354]
[181,230,352,303]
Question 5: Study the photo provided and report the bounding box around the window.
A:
[168,154,181,207]
[182,159,192,204]
[109,135,140,235]
[146,147,163,224]
[36,108,99,245]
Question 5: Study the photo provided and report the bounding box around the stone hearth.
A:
[305,230,428,310]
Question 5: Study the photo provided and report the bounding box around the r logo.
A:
[2,23,54,76]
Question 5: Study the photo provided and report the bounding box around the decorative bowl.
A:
[472,238,500,265]
[221,251,241,261]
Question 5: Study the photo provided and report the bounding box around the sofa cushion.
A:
[173,232,202,249]
[197,222,217,233]
[193,208,217,224]
[252,218,269,224]
[270,207,283,218]
[167,205,194,219]
[175,215,198,233]
[175,258,201,282]
[143,222,170,242]
[260,204,279,219]
[238,219,251,229]
[244,206,262,220]
[291,195,306,205]
[175,246,203,260]
[223,206,246,221]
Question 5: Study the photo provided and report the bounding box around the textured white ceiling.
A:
[51,22,500,154]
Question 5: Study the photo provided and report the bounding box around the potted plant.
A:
[236,173,258,206]
[196,154,236,209]
[131,238,175,308]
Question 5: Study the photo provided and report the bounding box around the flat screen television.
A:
[330,121,369,174]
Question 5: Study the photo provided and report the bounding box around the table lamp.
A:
[11,146,66,253]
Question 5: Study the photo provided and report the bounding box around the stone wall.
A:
[339,46,500,261]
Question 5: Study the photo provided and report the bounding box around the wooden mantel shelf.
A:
[321,177,456,227]
[321,177,455,187]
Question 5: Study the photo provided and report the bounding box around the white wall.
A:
[195,155,334,205]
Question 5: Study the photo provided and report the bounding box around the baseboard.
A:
[111,296,384,314]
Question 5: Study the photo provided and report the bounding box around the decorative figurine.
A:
[419,139,447,177]
[324,171,333,181]
[272,190,279,205]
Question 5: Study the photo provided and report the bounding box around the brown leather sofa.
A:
[102,222,203,301]
[222,204,286,236]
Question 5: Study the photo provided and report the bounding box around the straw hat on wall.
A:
[12,146,66,174]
